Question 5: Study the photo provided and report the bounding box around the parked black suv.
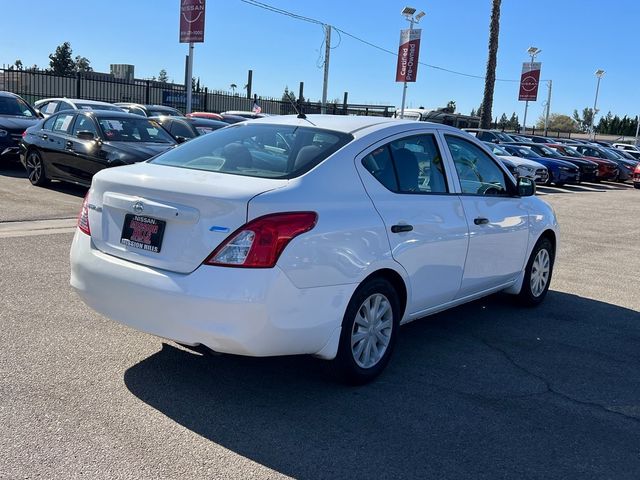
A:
[0,92,42,162]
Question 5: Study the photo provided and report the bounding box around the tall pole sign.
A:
[519,60,541,132]
[396,27,422,119]
[180,0,206,114]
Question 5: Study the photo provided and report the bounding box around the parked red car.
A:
[546,144,618,181]
[633,162,640,189]
[186,112,224,121]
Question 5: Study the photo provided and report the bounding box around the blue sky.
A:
[3,0,639,123]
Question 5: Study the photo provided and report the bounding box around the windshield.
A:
[98,117,175,143]
[151,123,353,179]
[555,146,582,158]
[0,96,36,117]
[76,103,123,112]
[511,146,541,158]
[495,132,515,142]
[488,144,509,156]
[148,109,181,117]
[604,148,625,160]
[537,145,557,156]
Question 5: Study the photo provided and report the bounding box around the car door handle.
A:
[391,224,413,233]
[65,141,74,150]
[40,134,48,140]
[474,217,490,225]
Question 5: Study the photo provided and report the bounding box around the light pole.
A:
[521,46,541,133]
[590,69,605,140]
[634,115,639,146]
[399,6,425,119]
[543,79,553,136]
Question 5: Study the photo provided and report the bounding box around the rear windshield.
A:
[150,123,353,179]
[97,117,175,143]
[76,103,123,112]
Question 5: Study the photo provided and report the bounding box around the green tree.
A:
[572,108,594,133]
[470,108,477,117]
[535,114,577,132]
[498,113,508,129]
[158,69,168,82]
[507,112,520,131]
[48,42,75,75]
[230,83,237,94]
[14,59,23,70]
[74,55,92,72]
[480,0,502,129]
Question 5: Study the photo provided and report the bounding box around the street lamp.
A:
[521,46,541,133]
[399,6,426,119]
[590,69,605,140]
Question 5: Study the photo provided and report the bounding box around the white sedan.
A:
[70,115,558,384]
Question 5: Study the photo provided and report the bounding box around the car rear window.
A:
[150,123,353,179]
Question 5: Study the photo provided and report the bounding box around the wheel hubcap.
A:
[530,248,550,297]
[26,153,42,183]
[351,293,393,369]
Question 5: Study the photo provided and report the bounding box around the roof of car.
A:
[0,91,22,99]
[250,114,462,136]
[35,98,116,106]
[79,110,149,119]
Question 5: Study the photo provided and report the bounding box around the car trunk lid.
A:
[88,163,287,273]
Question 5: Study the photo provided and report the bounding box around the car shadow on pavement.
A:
[124,291,640,479]
[1,163,87,198]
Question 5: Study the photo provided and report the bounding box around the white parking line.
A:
[0,218,77,238]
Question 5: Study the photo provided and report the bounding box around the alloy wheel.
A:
[26,152,43,184]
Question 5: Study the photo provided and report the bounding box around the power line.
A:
[238,0,519,83]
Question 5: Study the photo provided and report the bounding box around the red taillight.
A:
[205,212,318,268]
[21,130,27,138]
[77,193,91,235]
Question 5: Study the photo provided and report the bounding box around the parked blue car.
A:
[502,144,580,186]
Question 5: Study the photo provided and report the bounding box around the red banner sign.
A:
[180,0,206,43]
[518,62,541,101]
[395,29,422,83]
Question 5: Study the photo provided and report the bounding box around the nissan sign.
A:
[395,29,422,83]
[180,0,206,43]
[518,62,541,101]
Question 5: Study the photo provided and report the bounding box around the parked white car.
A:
[70,115,559,383]
[483,142,549,184]
[612,143,640,153]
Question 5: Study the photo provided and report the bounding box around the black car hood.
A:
[106,141,175,161]
[0,116,40,132]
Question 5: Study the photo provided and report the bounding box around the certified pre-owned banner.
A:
[395,29,422,83]
[180,0,206,43]
[518,62,542,101]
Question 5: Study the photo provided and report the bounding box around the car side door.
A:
[66,113,108,182]
[355,130,469,316]
[441,132,530,297]
[44,112,77,181]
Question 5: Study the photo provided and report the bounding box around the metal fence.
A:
[0,67,395,117]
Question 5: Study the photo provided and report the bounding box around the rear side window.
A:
[361,134,448,194]
[151,123,353,179]
[72,115,98,137]
[52,113,75,133]
[42,115,57,130]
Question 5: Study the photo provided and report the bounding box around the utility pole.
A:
[185,42,194,113]
[321,25,331,114]
[543,80,552,136]
[635,115,640,146]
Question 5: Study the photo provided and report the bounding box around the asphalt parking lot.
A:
[1,162,639,480]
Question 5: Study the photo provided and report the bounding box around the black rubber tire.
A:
[25,149,49,187]
[555,182,565,187]
[332,277,400,385]
[634,183,640,189]
[517,237,554,307]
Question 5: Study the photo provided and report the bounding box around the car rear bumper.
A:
[70,230,352,359]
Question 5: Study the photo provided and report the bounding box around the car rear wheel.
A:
[518,237,554,307]
[332,278,400,384]
[25,150,49,187]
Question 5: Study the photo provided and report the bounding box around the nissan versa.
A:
[70,115,559,384]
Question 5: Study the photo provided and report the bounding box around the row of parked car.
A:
[1,90,639,190]
[464,128,640,189]
[0,91,268,187]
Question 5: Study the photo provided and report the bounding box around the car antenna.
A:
[286,93,315,126]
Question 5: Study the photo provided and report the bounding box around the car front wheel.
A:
[518,236,554,306]
[25,149,49,187]
[332,278,400,384]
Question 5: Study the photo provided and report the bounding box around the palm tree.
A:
[230,83,237,94]
[480,0,501,129]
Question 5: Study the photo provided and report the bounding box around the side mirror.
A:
[517,177,536,197]
[77,131,96,141]
[175,135,189,144]
[35,109,44,119]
